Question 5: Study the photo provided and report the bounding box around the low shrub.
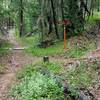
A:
[9,71,63,100]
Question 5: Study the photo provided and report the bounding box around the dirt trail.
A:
[0,30,41,100]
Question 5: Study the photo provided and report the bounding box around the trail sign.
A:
[57,19,70,49]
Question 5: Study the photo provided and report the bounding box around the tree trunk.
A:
[50,0,59,39]
[61,0,64,39]
[19,0,24,37]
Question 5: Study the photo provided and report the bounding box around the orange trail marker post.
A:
[64,25,67,49]
[57,19,70,49]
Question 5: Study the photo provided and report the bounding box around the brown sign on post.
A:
[64,25,67,49]
[63,20,70,49]
[57,19,70,49]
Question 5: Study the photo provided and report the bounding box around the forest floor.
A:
[0,30,100,100]
[0,30,42,100]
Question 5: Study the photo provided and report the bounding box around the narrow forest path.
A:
[0,30,42,100]
[0,30,100,100]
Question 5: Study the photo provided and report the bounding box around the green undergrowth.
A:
[18,35,63,56]
[85,11,100,30]
[16,62,63,79]
[86,11,100,24]
[9,72,63,100]
[0,40,11,56]
[18,34,95,58]
[8,62,64,100]
[65,60,100,88]
[8,60,100,100]
[66,62,93,88]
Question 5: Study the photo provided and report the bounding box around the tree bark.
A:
[19,0,24,37]
[50,0,59,39]
[61,0,64,39]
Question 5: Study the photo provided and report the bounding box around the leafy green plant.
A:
[17,62,62,79]
[9,61,65,100]
[39,62,62,74]
[0,40,11,56]
[9,71,63,100]
[16,64,35,79]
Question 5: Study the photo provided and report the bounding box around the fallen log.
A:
[3,47,28,50]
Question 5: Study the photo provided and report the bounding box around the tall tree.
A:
[19,0,24,37]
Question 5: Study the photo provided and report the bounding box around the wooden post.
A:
[43,56,49,63]
[64,25,67,49]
